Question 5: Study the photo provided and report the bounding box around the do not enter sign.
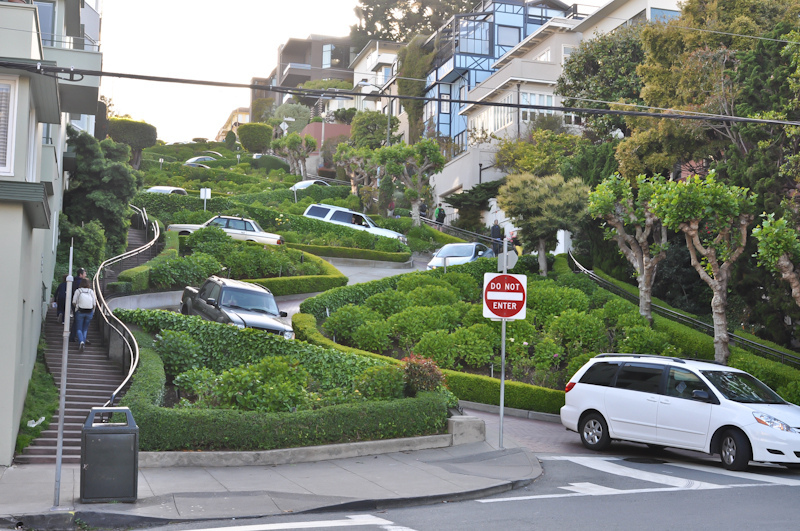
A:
[483,273,527,320]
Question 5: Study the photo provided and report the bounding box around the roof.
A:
[210,276,272,294]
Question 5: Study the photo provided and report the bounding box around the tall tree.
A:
[495,130,585,176]
[272,133,317,178]
[397,35,435,143]
[274,103,312,135]
[555,24,647,138]
[498,174,589,276]
[350,110,400,149]
[588,173,668,322]
[106,117,157,170]
[650,173,755,364]
[334,144,378,194]
[753,213,800,308]
[376,139,445,225]
[237,123,273,154]
[63,127,140,256]
[251,98,275,122]
[350,0,472,50]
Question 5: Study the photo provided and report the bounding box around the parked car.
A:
[183,162,210,169]
[181,276,294,339]
[302,204,408,244]
[290,179,331,192]
[427,242,494,270]
[561,353,800,471]
[186,156,216,163]
[167,215,283,245]
[144,186,188,195]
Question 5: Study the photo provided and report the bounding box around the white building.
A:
[0,0,102,466]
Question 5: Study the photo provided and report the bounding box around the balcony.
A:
[281,62,312,87]
[43,45,102,115]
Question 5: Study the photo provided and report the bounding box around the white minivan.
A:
[561,354,800,470]
[302,204,407,245]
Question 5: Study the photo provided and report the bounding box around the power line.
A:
[3,60,798,127]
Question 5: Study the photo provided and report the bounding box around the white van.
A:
[302,204,407,245]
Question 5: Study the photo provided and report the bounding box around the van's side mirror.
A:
[280,311,288,318]
[478,251,484,256]
[206,298,217,307]
[691,389,710,401]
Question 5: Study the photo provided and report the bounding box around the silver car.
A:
[427,243,494,270]
[167,215,283,246]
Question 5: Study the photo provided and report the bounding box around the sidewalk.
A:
[0,418,541,530]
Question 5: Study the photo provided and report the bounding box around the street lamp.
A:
[357,81,392,147]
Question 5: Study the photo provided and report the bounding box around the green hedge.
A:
[444,371,565,414]
[285,242,411,262]
[120,329,446,451]
[117,231,181,291]
[292,313,402,366]
[234,185,350,206]
[246,254,347,295]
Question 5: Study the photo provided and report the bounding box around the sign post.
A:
[200,187,211,211]
[483,240,526,448]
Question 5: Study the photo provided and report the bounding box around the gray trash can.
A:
[80,407,138,503]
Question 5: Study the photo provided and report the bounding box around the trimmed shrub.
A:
[351,320,393,354]
[454,324,496,369]
[154,329,205,378]
[148,252,222,289]
[388,305,462,349]
[619,326,681,357]
[546,309,608,359]
[406,284,460,307]
[322,305,382,346]
[355,365,405,400]
[441,272,482,302]
[527,285,589,326]
[414,330,460,370]
[364,290,412,318]
[396,274,452,293]
[403,355,445,397]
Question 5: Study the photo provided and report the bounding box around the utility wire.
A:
[2,60,798,126]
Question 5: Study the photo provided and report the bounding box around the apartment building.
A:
[0,0,101,466]
[216,107,250,142]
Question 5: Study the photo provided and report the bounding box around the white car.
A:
[290,179,331,192]
[167,215,283,246]
[427,242,494,270]
[145,186,187,195]
[302,204,407,245]
[561,354,800,471]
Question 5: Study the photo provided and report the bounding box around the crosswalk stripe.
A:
[666,462,800,486]
[559,482,625,495]
[563,456,723,489]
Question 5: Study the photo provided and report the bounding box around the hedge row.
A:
[131,193,411,253]
[245,254,347,296]
[116,231,181,292]
[120,331,447,451]
[233,185,351,206]
[285,243,411,263]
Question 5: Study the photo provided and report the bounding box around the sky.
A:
[99,1,359,143]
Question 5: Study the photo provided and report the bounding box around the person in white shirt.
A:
[71,278,96,351]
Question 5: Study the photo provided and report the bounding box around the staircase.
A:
[14,227,153,465]
[14,308,127,464]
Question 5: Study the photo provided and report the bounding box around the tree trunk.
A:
[638,265,654,323]
[711,284,730,364]
[538,238,547,276]
[410,199,421,226]
[131,149,142,171]
[776,254,800,307]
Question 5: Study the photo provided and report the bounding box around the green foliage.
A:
[355,365,405,400]
[453,324,496,369]
[64,128,140,255]
[388,305,461,349]
[350,110,400,149]
[527,284,589,326]
[323,304,382,346]
[15,343,59,453]
[441,272,481,302]
[619,326,681,357]
[352,320,393,354]
[364,290,412,318]
[396,34,437,142]
[237,123,273,153]
[148,252,222,289]
[777,381,800,406]
[546,309,607,359]
[403,354,445,397]
[414,329,460,370]
[495,131,586,176]
[444,370,565,414]
[55,214,106,274]
[406,284,460,307]
[275,103,311,135]
[107,117,157,169]
[154,329,205,378]
[225,130,237,150]
[396,273,452,293]
[753,213,800,272]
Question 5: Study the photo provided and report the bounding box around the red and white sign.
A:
[483,273,527,320]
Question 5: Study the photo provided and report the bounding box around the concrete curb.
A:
[140,434,454,468]
[460,400,561,423]
[324,256,414,269]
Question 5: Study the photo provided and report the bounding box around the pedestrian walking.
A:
[71,278,96,352]
[68,268,88,343]
[434,203,446,229]
[490,219,502,255]
[55,275,67,324]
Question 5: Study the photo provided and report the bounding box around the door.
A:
[604,362,664,442]
[656,367,713,449]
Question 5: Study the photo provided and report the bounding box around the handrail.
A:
[568,251,800,369]
[93,205,161,407]
[419,216,497,245]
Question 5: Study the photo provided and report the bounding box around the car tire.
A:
[580,413,611,451]
[720,429,751,471]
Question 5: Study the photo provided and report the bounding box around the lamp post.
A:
[358,81,392,146]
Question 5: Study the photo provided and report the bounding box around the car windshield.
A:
[220,289,280,315]
[437,244,475,258]
[361,214,377,228]
[701,370,785,404]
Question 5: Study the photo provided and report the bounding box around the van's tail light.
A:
[565,382,576,393]
[277,238,284,245]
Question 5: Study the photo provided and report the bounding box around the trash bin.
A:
[80,407,138,503]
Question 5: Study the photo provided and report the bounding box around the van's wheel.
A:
[580,413,611,451]
[720,429,751,471]
[180,304,189,315]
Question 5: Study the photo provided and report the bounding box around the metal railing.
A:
[568,251,800,370]
[420,216,497,246]
[92,205,160,407]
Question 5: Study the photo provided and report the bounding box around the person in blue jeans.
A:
[71,278,96,351]
[68,268,88,343]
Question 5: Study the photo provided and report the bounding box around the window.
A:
[440,94,450,114]
[305,205,330,218]
[614,363,663,393]
[497,25,520,47]
[667,368,713,400]
[579,362,620,386]
[322,44,332,69]
[331,210,352,223]
[228,219,246,230]
[209,217,228,227]
[382,66,392,84]
[323,43,350,69]
[536,48,551,62]
[651,8,680,22]
[562,45,577,65]
[458,20,490,55]
[34,1,56,47]
[0,77,18,176]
